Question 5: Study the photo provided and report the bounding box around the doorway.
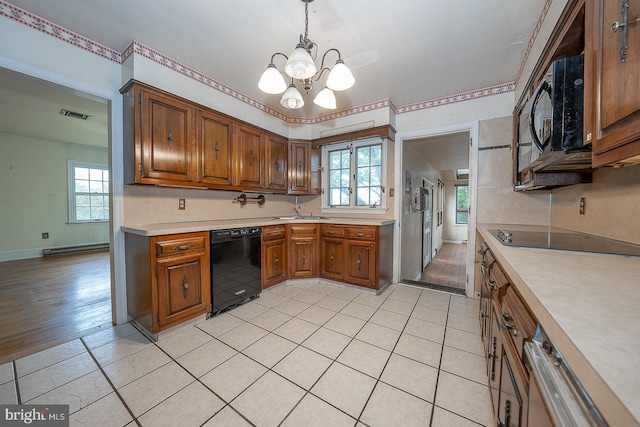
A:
[395,122,478,297]
[0,66,114,361]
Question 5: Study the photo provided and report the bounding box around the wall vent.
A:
[60,109,91,120]
[318,121,375,138]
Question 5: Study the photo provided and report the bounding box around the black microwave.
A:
[517,53,591,174]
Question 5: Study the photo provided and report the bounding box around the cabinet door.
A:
[265,135,288,192]
[497,342,528,427]
[289,141,311,194]
[156,252,210,329]
[320,238,345,281]
[586,0,640,166]
[289,237,317,278]
[488,299,502,415]
[262,239,286,289]
[140,89,193,184]
[345,240,376,287]
[237,124,264,189]
[196,110,235,188]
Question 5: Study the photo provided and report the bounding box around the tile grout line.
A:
[79,336,141,427]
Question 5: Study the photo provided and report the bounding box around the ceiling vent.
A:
[60,109,91,120]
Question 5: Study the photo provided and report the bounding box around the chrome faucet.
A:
[292,205,302,216]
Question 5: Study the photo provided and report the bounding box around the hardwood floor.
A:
[416,242,467,292]
[0,251,112,364]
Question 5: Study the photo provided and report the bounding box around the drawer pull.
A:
[327,231,336,235]
[183,276,189,298]
[274,255,279,265]
[356,232,366,237]
[501,313,517,337]
[235,289,246,296]
[271,231,283,236]
[357,254,361,270]
[173,244,195,251]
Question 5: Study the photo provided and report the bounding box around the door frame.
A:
[0,56,127,323]
[421,176,435,272]
[394,121,479,298]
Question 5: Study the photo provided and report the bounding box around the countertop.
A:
[477,224,640,427]
[122,217,396,236]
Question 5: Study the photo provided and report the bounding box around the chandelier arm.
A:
[319,48,342,70]
[270,52,289,64]
[313,67,332,82]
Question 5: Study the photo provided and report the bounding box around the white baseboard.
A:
[0,249,43,262]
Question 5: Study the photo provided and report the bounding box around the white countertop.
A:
[478,224,640,427]
[122,217,395,236]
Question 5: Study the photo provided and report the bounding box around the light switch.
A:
[179,198,186,210]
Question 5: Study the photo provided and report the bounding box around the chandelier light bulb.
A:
[280,83,305,109]
[258,63,287,94]
[326,59,355,91]
[285,44,317,80]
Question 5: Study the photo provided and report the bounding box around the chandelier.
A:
[258,0,355,110]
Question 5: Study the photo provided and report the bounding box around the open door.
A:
[421,178,434,271]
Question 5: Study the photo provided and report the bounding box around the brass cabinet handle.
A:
[302,249,306,265]
[167,129,173,149]
[330,253,335,265]
[249,150,254,166]
[611,0,630,62]
[275,156,279,172]
[215,141,219,160]
[274,255,279,265]
[173,244,194,251]
[356,232,366,237]
[183,276,189,298]
[357,254,361,271]
[327,230,336,235]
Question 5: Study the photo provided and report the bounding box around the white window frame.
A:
[320,137,387,214]
[455,184,469,225]
[68,160,109,224]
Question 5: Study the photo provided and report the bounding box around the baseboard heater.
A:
[43,243,109,257]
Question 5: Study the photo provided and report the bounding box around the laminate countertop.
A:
[477,224,640,427]
[122,217,395,237]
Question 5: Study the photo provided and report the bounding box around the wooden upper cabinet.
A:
[265,134,288,192]
[237,124,264,190]
[585,0,640,167]
[196,109,235,188]
[289,140,311,194]
[139,88,194,185]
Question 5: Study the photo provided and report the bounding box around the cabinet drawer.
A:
[289,224,318,235]
[262,225,286,241]
[320,225,345,238]
[501,287,536,360]
[155,235,207,257]
[345,226,376,240]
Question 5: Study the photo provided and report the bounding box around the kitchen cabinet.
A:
[265,134,288,192]
[236,124,264,190]
[125,231,211,336]
[128,84,195,186]
[585,0,640,167]
[319,225,346,281]
[123,80,291,193]
[261,225,287,289]
[196,109,235,188]
[288,140,312,194]
[344,227,377,288]
[288,223,318,278]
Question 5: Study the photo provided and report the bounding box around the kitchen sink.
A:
[274,215,329,220]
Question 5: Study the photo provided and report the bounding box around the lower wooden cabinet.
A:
[319,237,345,281]
[345,239,376,288]
[125,231,211,336]
[288,223,318,278]
[261,225,287,289]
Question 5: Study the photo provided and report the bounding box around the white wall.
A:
[0,133,110,259]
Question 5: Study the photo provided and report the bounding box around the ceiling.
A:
[4,0,546,118]
[405,132,470,180]
[0,0,546,170]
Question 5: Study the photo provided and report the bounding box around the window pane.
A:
[89,180,103,193]
[340,172,350,188]
[370,166,381,185]
[357,188,369,205]
[341,151,350,168]
[75,179,90,192]
[357,167,370,186]
[91,195,104,207]
[357,146,370,166]
[371,146,381,165]
[456,186,469,209]
[76,195,90,207]
[330,170,341,187]
[76,207,91,220]
[457,212,469,224]
[75,167,89,180]
[330,151,342,169]
[340,189,350,205]
[89,168,103,181]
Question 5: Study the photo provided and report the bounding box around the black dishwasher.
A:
[210,227,262,315]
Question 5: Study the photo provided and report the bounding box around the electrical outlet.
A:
[579,197,586,215]
[42,232,49,239]
[178,198,186,210]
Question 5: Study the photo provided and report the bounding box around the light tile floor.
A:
[0,282,494,427]
[420,243,467,290]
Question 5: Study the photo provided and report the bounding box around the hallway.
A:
[417,243,467,293]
